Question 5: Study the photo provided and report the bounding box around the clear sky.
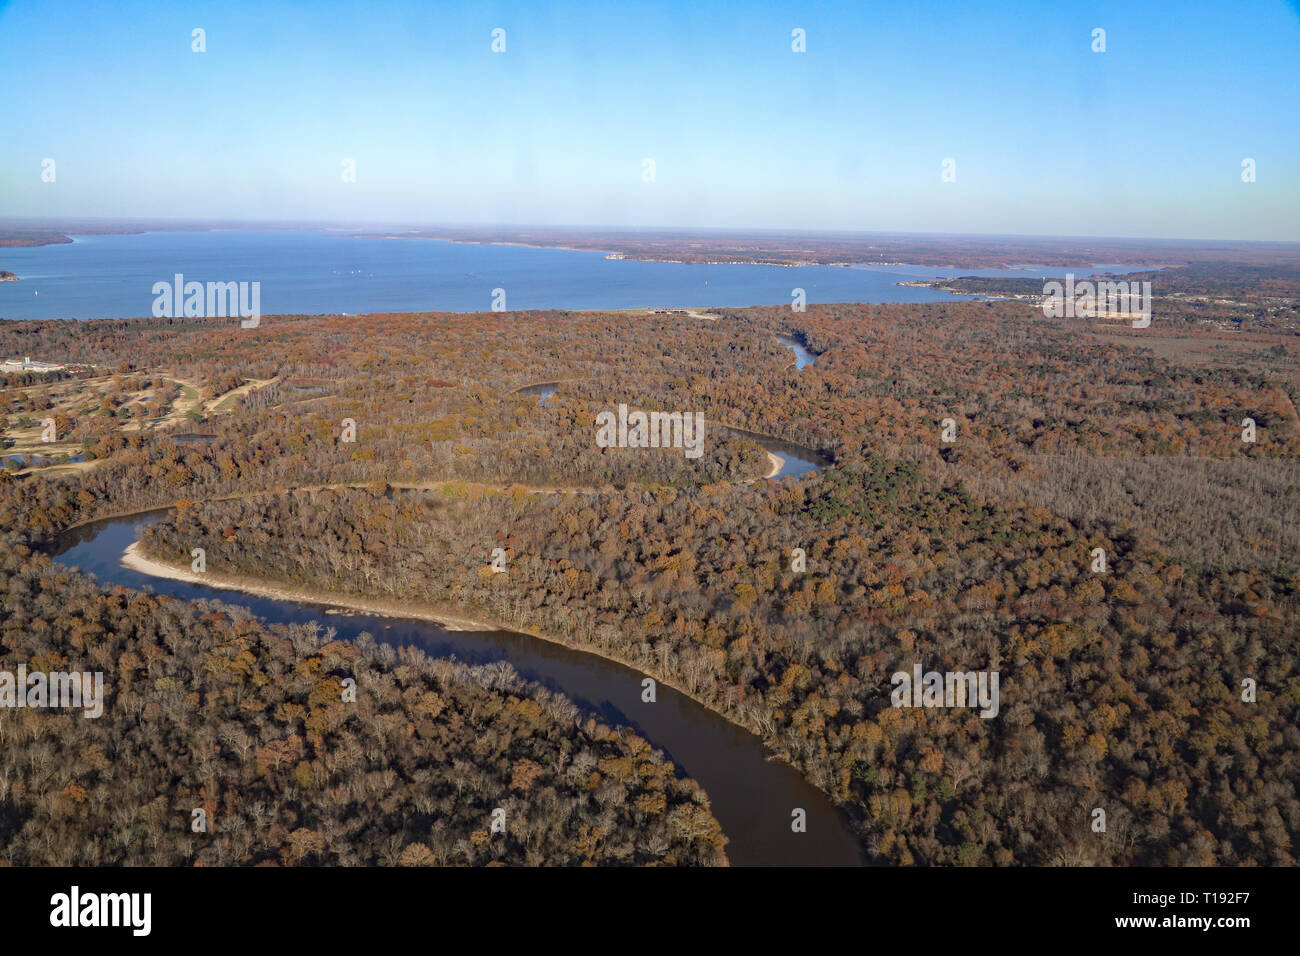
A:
[1,0,1297,240]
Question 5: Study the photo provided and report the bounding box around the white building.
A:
[1,357,66,373]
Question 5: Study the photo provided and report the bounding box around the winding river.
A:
[53,338,864,866]
[514,339,827,481]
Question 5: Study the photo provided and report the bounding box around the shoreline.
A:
[120,539,758,866]
[762,451,783,479]
[0,293,1026,325]
[118,537,776,746]
[123,540,514,633]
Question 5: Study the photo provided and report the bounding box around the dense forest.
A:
[138,463,1297,865]
[0,285,1296,866]
[0,532,725,865]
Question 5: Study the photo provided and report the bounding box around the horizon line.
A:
[1,216,1297,248]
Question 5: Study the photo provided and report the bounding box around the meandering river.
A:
[513,341,827,480]
[777,335,816,371]
[52,339,864,866]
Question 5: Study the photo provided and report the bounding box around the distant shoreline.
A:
[361,233,901,268]
[0,227,1161,272]
[4,221,1274,270]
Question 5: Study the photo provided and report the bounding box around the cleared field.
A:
[1,372,211,474]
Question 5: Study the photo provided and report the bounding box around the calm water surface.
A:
[0,229,1148,320]
[777,335,817,371]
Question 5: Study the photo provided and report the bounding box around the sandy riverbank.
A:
[122,540,505,633]
[118,536,755,731]
[763,451,783,478]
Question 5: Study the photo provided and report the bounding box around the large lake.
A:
[0,229,1145,320]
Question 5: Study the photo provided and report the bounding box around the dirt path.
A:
[175,457,793,506]
[121,377,206,433]
[13,458,101,478]
[203,478,593,504]
[205,376,280,414]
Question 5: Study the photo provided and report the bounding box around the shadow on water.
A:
[513,381,559,408]
[52,511,867,867]
[716,422,832,481]
[777,334,817,371]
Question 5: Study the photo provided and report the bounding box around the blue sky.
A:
[1,0,1297,239]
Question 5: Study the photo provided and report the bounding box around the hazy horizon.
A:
[5,216,1300,248]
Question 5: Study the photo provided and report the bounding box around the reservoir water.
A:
[0,228,1146,320]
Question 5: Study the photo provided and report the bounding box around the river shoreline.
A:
[53,412,860,864]
[119,536,778,750]
[762,451,783,479]
[123,540,510,633]
[62,516,866,866]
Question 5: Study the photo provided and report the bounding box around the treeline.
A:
[1112,262,1300,300]
[3,302,1296,478]
[0,229,74,248]
[917,263,1300,332]
[927,262,1300,302]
